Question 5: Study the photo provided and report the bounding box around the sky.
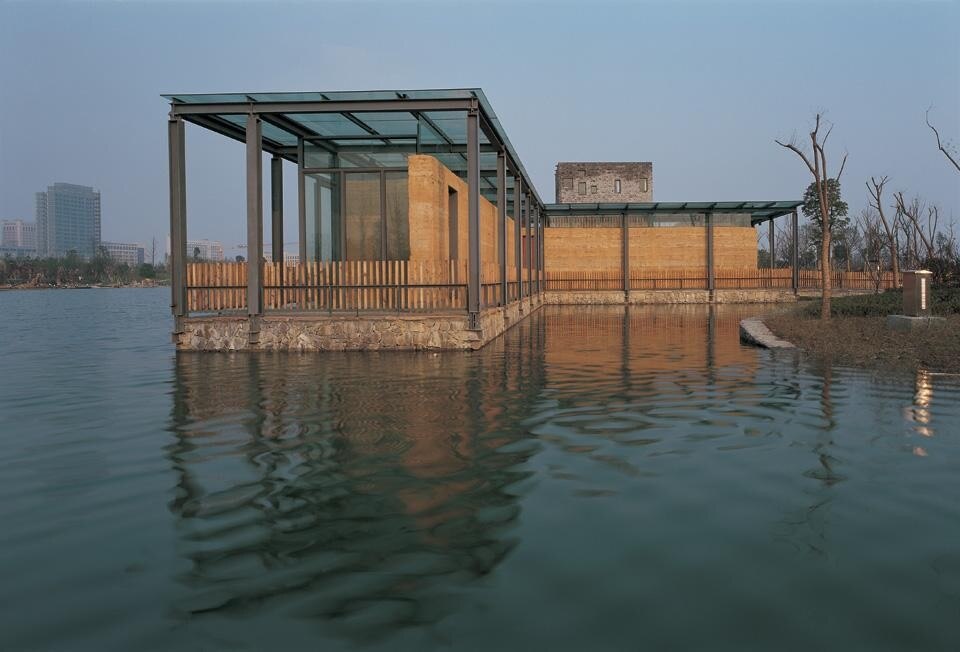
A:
[1,0,957,258]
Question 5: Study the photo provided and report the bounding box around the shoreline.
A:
[1,283,166,291]
[763,311,960,374]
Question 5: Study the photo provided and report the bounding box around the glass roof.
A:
[163,88,540,205]
[544,201,803,225]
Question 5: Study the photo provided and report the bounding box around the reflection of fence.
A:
[185,260,540,314]
[544,267,901,292]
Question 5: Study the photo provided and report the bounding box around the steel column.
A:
[246,115,264,318]
[526,193,532,297]
[297,139,307,263]
[533,204,544,294]
[706,212,715,296]
[791,209,799,294]
[167,115,187,331]
[497,152,507,306]
[271,156,283,263]
[514,175,523,300]
[466,107,481,327]
[621,212,630,294]
[768,219,775,271]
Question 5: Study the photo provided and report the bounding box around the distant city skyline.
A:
[0,1,957,252]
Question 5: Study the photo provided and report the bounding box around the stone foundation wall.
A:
[178,296,544,352]
[176,290,793,352]
[543,290,627,305]
[545,289,797,305]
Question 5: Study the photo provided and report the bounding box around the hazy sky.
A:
[1,0,957,257]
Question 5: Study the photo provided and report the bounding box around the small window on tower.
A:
[639,178,649,193]
[578,182,587,195]
[590,185,598,194]
[614,179,621,194]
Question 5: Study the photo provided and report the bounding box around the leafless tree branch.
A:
[927,107,960,173]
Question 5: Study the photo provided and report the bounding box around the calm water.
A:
[1,288,959,651]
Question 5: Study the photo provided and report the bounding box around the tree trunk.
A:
[819,189,832,320]
[890,242,899,288]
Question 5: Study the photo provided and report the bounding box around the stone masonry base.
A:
[177,289,796,352]
[544,289,797,305]
[177,296,543,352]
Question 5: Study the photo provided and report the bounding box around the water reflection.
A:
[167,319,546,640]
[164,304,958,648]
[906,369,934,447]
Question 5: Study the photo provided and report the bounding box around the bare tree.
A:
[895,192,938,263]
[776,114,848,319]
[856,208,886,292]
[866,176,899,283]
[927,107,960,174]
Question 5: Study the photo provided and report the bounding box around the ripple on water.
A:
[1,296,959,650]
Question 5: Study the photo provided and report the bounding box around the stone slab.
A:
[739,317,796,349]
[886,314,946,332]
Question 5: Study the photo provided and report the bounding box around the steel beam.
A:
[168,116,187,327]
[622,212,630,294]
[467,109,481,327]
[246,115,264,318]
[706,212,715,296]
[271,156,283,263]
[791,209,799,294]
[515,175,523,300]
[182,113,289,160]
[171,98,475,116]
[497,152,507,306]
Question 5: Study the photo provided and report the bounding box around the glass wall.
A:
[302,169,409,262]
[304,172,340,262]
[344,173,382,260]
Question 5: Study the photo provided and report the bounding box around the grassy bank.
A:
[765,289,960,373]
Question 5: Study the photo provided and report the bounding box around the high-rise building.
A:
[35,183,101,259]
[1,219,37,253]
[100,241,145,267]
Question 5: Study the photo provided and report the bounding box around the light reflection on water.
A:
[1,291,959,651]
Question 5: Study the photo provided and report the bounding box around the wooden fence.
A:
[185,260,539,314]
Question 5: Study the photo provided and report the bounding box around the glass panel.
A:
[304,173,341,261]
[303,142,336,168]
[385,172,410,260]
[345,173,382,260]
[713,213,752,227]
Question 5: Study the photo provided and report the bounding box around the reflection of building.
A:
[36,183,101,259]
[100,241,145,266]
[186,239,224,261]
[168,329,545,637]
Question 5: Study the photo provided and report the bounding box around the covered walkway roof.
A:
[544,201,803,225]
[162,88,545,207]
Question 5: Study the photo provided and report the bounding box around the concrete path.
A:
[739,317,796,349]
